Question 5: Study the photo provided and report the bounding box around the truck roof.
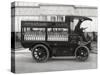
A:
[65,16,92,21]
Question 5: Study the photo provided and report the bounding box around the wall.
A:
[11,1,98,32]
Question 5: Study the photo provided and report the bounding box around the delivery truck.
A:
[21,16,92,62]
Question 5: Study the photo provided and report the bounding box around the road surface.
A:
[12,49,97,73]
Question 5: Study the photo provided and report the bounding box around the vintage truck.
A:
[21,16,92,62]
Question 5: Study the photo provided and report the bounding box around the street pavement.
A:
[12,49,97,73]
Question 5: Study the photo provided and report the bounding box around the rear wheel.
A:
[75,46,89,61]
[31,44,50,62]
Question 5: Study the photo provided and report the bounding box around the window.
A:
[70,19,79,31]
[47,28,68,41]
[51,16,57,21]
[26,27,30,31]
[24,27,26,32]
[23,27,31,32]
[24,28,45,41]
[32,28,45,32]
[57,16,64,22]
[39,16,47,21]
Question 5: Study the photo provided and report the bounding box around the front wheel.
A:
[31,44,50,62]
[75,46,89,61]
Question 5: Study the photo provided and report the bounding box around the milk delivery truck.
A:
[21,16,92,62]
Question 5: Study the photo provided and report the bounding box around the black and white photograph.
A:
[11,1,98,74]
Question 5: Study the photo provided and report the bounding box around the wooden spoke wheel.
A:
[75,46,89,61]
[31,44,49,62]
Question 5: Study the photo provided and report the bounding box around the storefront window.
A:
[57,16,64,22]
[39,16,47,21]
[51,16,57,21]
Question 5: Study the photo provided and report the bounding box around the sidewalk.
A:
[11,48,30,53]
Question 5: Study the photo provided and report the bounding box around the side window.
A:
[32,28,45,32]
[47,28,68,41]
[24,28,45,41]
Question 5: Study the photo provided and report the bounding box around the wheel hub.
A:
[75,46,89,61]
[32,45,49,62]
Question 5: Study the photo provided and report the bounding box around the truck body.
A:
[21,16,92,62]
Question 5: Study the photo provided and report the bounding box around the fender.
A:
[78,41,92,50]
[29,41,51,51]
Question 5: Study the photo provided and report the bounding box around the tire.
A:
[31,44,50,62]
[75,46,89,61]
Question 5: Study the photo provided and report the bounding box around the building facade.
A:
[11,1,97,33]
